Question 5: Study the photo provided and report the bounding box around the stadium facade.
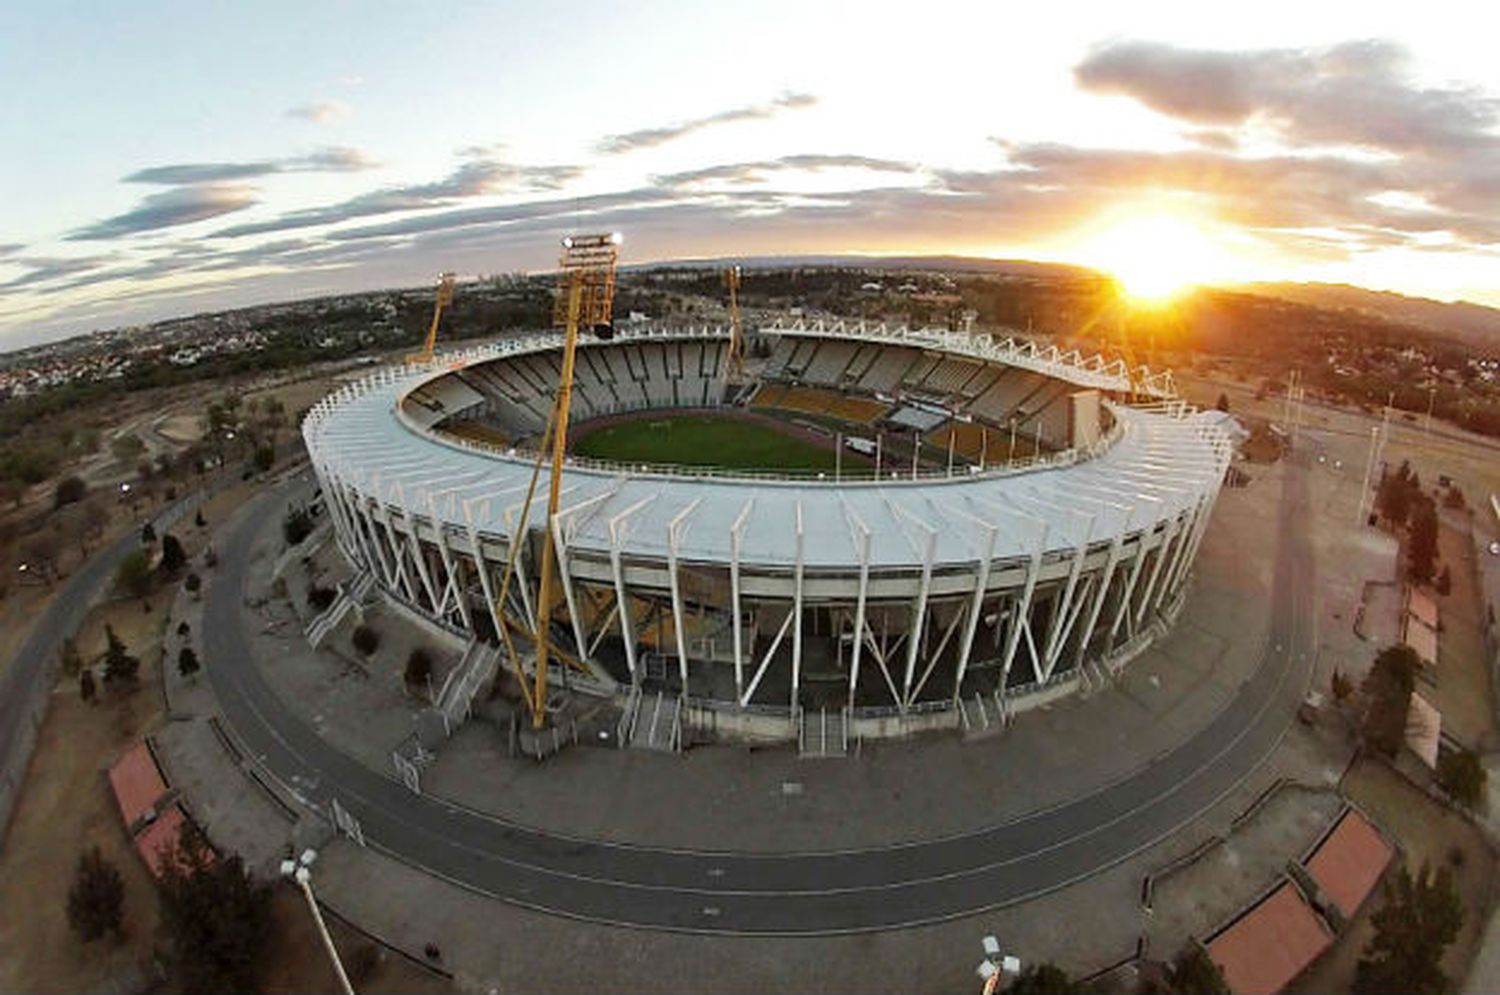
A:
[303,319,1233,743]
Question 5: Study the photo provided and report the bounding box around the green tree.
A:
[1407,497,1439,583]
[156,826,272,994]
[184,572,202,599]
[1437,749,1486,810]
[79,668,96,702]
[102,624,140,686]
[1167,943,1228,994]
[252,442,274,473]
[140,521,156,545]
[1007,962,1083,994]
[114,549,152,600]
[66,846,124,943]
[60,636,83,676]
[1355,863,1463,994]
[1363,644,1419,757]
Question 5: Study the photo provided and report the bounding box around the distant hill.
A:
[630,253,1096,280]
[1241,282,1500,349]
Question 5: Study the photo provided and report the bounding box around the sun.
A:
[1073,212,1228,304]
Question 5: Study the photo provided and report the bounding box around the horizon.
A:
[6,1,1500,348]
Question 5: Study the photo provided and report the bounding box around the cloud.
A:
[285,100,350,124]
[0,254,116,290]
[1075,39,1500,154]
[212,155,584,238]
[123,146,379,185]
[67,185,259,240]
[1066,39,1500,251]
[596,91,817,154]
[658,154,919,188]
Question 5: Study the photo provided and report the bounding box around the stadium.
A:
[302,317,1233,747]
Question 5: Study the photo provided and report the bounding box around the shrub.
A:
[102,624,140,686]
[194,509,206,528]
[178,646,200,678]
[1437,748,1486,809]
[159,533,187,574]
[306,585,336,612]
[405,648,434,689]
[60,637,82,676]
[53,475,87,508]
[66,846,124,943]
[351,625,379,657]
[177,620,191,636]
[80,668,96,702]
[1169,943,1228,994]
[252,443,274,473]
[348,944,381,985]
[184,572,201,597]
[282,507,313,547]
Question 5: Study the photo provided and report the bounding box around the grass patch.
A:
[573,415,840,472]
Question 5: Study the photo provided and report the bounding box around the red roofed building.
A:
[1206,881,1333,994]
[1303,808,1394,919]
[107,742,167,828]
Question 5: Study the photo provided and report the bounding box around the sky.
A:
[3,0,1500,349]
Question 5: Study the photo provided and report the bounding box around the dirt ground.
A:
[262,889,452,994]
[1292,758,1496,993]
[0,461,447,993]
[0,596,167,993]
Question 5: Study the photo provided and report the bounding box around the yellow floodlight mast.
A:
[530,233,620,728]
[724,265,745,382]
[405,272,457,364]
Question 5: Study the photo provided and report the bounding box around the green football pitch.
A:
[572,414,841,472]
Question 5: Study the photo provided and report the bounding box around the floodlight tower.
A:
[405,272,457,364]
[724,265,745,383]
[530,232,620,728]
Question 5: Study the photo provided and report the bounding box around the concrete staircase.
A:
[798,706,851,757]
[622,688,681,752]
[957,689,1009,740]
[435,640,500,732]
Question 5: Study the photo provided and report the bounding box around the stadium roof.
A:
[306,329,1229,571]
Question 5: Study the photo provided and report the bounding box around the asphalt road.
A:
[204,460,1315,935]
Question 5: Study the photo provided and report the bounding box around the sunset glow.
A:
[1073,213,1235,304]
[3,2,1500,346]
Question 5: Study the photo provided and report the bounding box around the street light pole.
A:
[1357,425,1380,526]
[282,853,355,995]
